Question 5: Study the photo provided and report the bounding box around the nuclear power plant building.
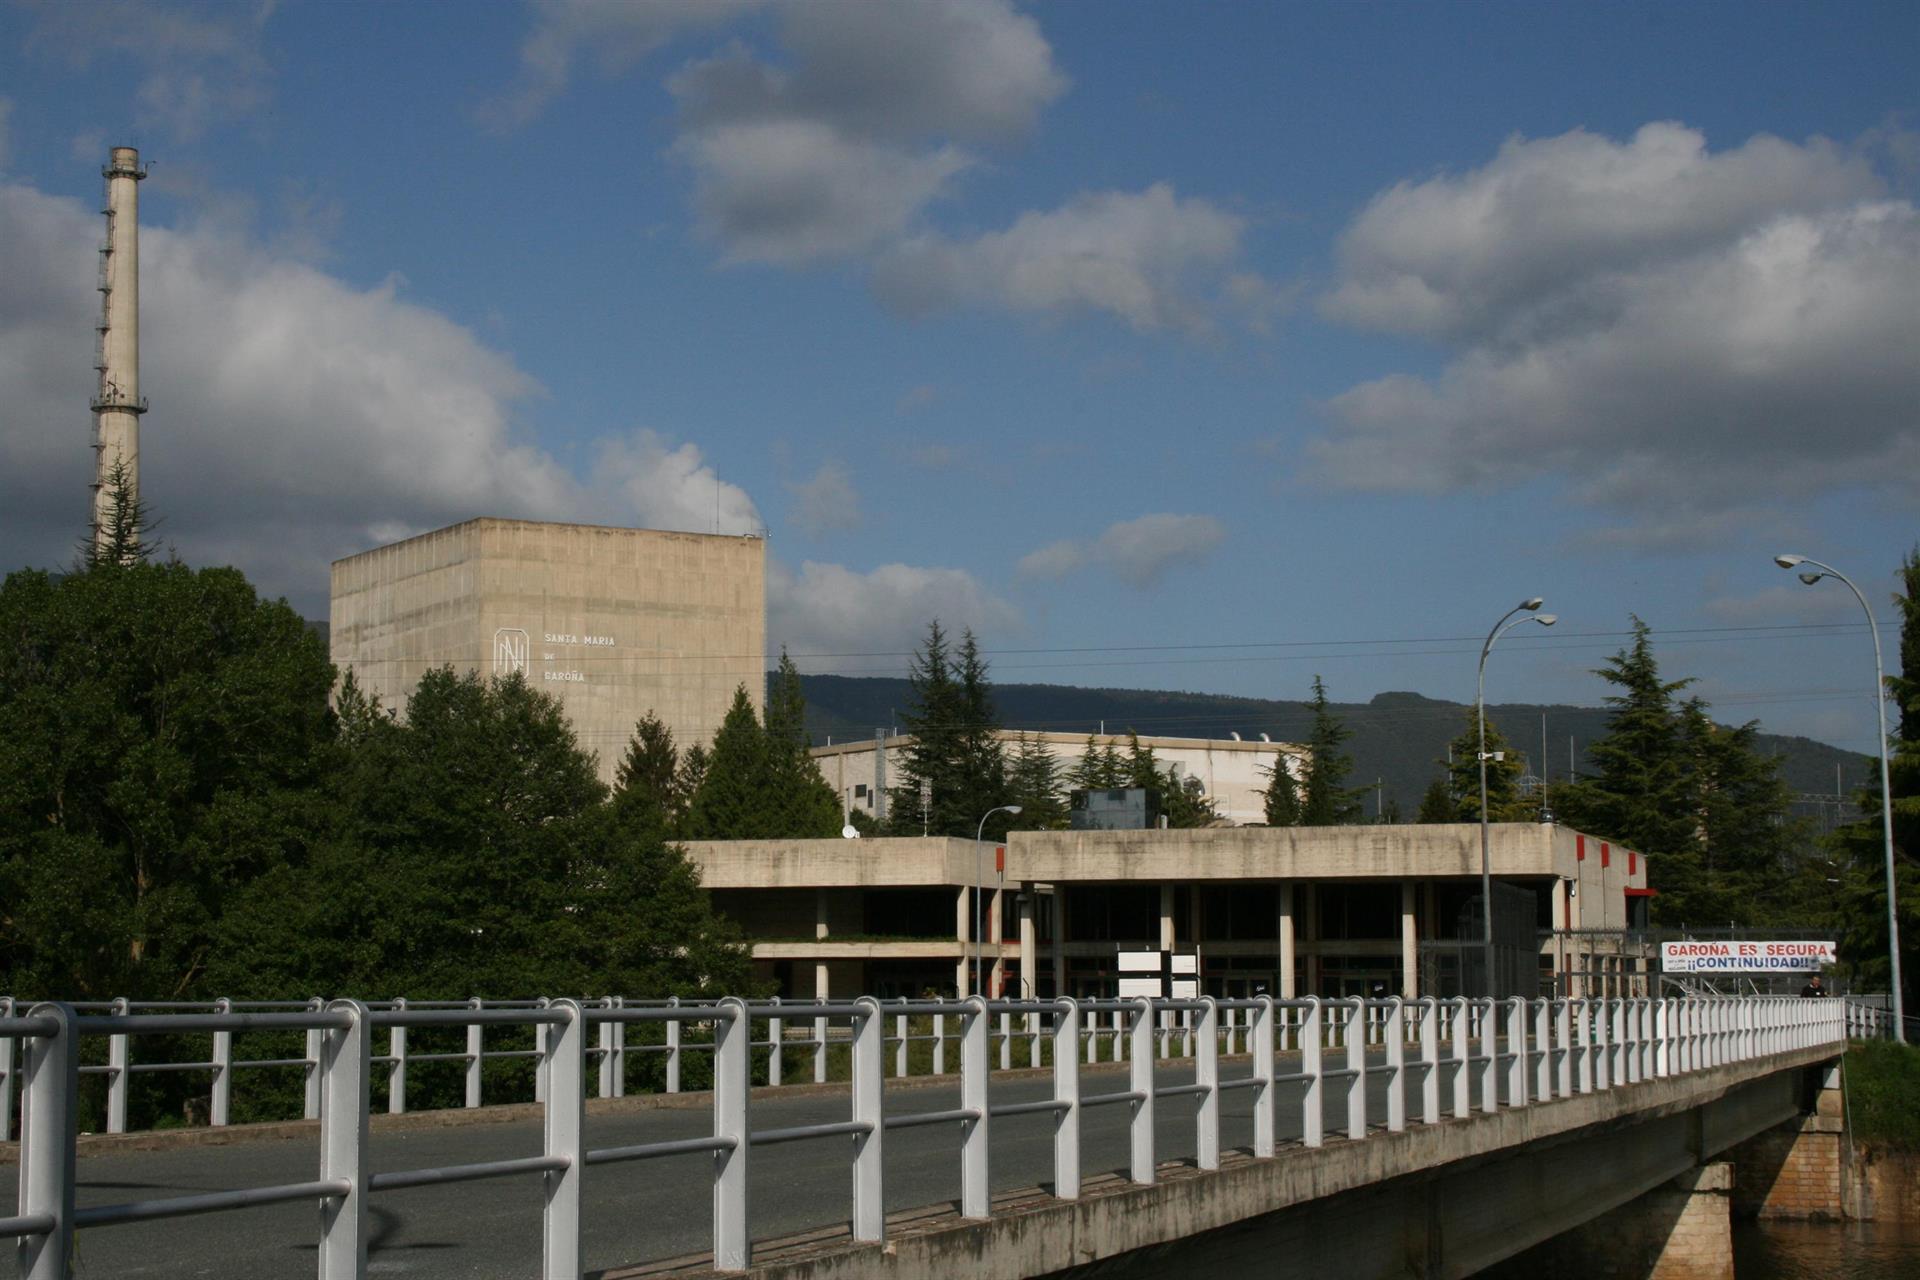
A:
[330,518,765,781]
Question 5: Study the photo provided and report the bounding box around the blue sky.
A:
[1,0,1915,756]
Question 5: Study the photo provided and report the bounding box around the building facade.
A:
[811,730,1306,828]
[330,518,765,782]
[686,822,1654,1006]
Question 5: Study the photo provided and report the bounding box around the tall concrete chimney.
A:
[91,145,148,556]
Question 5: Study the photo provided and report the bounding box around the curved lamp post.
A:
[975,804,1023,997]
[1479,600,1556,997]
[1777,554,1904,1042]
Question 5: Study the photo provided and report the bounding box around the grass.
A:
[1846,1038,1920,1151]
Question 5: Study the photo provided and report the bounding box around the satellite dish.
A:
[841,824,860,839]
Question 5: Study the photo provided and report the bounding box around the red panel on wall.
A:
[1577,835,1586,861]
[1629,851,1638,876]
[1601,842,1611,868]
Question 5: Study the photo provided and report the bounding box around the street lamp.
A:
[975,804,1023,998]
[1478,599,1556,997]
[1776,554,1904,1042]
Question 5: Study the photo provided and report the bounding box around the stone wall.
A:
[1485,1163,1734,1280]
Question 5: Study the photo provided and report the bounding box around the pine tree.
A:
[1445,710,1534,822]
[1674,698,1807,925]
[888,623,1009,837]
[1124,731,1219,827]
[682,687,770,839]
[1300,675,1363,825]
[1416,777,1459,823]
[1554,617,1699,859]
[80,458,161,569]
[951,630,1011,833]
[1006,732,1068,830]
[1262,753,1302,826]
[763,652,843,837]
[610,713,681,838]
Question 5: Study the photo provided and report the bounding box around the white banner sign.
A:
[1660,941,1836,973]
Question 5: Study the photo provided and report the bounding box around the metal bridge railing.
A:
[2,994,1845,1279]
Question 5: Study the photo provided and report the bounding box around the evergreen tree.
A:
[682,687,771,839]
[677,743,710,806]
[610,712,681,839]
[79,458,161,568]
[1125,731,1218,827]
[763,652,843,837]
[1300,675,1363,825]
[1445,710,1534,822]
[1554,617,1699,860]
[1673,698,1808,925]
[1006,732,1069,830]
[1416,777,1460,823]
[1262,752,1302,826]
[888,623,1009,837]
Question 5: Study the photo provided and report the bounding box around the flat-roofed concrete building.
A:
[686,823,1654,1005]
[813,730,1306,828]
[330,518,765,782]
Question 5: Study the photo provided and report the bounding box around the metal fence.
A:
[2,994,1845,1279]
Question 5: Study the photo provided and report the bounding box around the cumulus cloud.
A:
[767,559,1022,671]
[0,180,758,610]
[21,0,278,141]
[481,0,764,130]
[1017,513,1227,587]
[669,0,1063,265]
[875,184,1258,332]
[786,461,862,538]
[1309,124,1920,525]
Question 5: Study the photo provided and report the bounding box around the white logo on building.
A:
[493,628,529,677]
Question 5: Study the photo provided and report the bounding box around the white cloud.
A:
[481,0,765,130]
[1018,513,1228,587]
[1309,125,1920,523]
[875,184,1256,332]
[0,180,759,611]
[786,461,862,538]
[668,0,1063,265]
[23,0,278,141]
[767,559,1022,670]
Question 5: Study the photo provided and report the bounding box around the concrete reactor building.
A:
[330,518,765,781]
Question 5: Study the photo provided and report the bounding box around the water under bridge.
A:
[1,994,1863,1279]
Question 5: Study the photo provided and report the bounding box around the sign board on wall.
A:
[1659,941,1837,973]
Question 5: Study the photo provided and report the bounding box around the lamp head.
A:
[1773,554,1806,569]
[1521,597,1545,611]
[1005,805,1023,816]
[1534,614,1558,626]
[1798,571,1823,586]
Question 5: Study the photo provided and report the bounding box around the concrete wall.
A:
[813,731,1308,827]
[331,517,764,783]
[1487,1164,1735,1280]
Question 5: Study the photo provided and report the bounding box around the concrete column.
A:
[1051,891,1067,999]
[1490,1164,1734,1280]
[815,888,831,1006]
[990,886,1006,998]
[1400,880,1418,998]
[1278,883,1297,998]
[1018,892,1036,998]
[1159,884,1176,951]
[955,886,972,997]
[1730,1064,1847,1220]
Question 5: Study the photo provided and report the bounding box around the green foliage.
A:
[680,665,842,841]
[80,457,161,568]
[683,687,772,839]
[1845,1039,1920,1152]
[610,711,682,840]
[762,652,844,838]
[1300,675,1363,826]
[1261,753,1302,826]
[887,622,1011,837]
[1124,731,1219,827]
[1555,617,1809,928]
[1006,732,1069,830]
[0,560,336,999]
[1068,734,1127,791]
[1446,710,1535,822]
[1416,777,1459,823]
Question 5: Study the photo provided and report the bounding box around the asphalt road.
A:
[31,1054,1466,1279]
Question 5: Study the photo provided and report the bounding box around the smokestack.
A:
[91,145,148,557]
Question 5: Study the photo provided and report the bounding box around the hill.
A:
[794,675,1871,819]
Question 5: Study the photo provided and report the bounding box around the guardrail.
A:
[2,994,1843,1278]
